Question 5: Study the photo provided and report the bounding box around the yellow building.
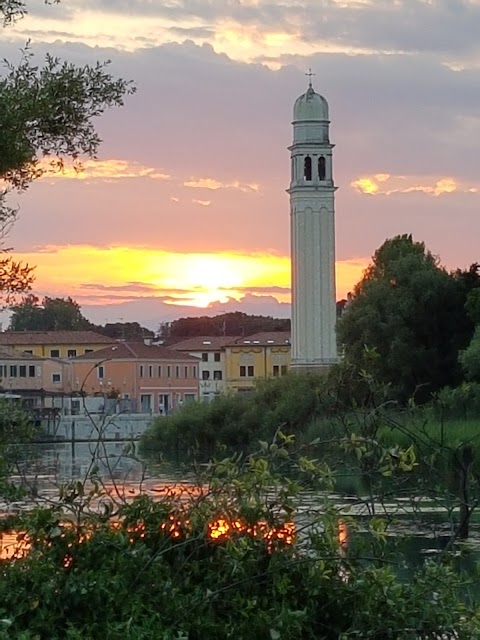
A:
[0,331,116,359]
[225,332,291,393]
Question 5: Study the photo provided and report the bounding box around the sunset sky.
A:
[2,0,480,328]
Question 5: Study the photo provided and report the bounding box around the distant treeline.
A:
[162,311,290,339]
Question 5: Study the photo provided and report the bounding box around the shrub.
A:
[0,439,478,639]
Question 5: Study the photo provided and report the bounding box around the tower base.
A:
[290,359,338,375]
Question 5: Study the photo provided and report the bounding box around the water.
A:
[4,441,480,574]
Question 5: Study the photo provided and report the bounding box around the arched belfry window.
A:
[304,156,312,181]
[318,156,326,181]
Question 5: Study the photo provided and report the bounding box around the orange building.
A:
[71,341,200,414]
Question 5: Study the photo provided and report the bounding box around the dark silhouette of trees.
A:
[337,235,478,403]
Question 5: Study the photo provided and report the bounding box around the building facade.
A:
[0,346,72,410]
[225,332,291,393]
[0,331,116,359]
[288,79,338,371]
[171,336,237,402]
[71,341,200,414]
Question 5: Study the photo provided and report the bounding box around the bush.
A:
[141,374,333,458]
[433,383,480,419]
[0,439,479,639]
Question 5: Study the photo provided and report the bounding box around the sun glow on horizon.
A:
[10,245,367,309]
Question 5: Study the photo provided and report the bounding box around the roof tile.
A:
[73,341,200,362]
[0,331,116,346]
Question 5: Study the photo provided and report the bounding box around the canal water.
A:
[3,440,480,579]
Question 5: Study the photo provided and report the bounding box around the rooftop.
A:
[73,341,200,362]
[171,336,241,352]
[0,331,116,346]
[227,332,291,347]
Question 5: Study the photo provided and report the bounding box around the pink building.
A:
[71,342,200,414]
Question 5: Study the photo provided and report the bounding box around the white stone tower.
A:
[288,76,338,371]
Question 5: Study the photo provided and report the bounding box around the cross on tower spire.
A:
[305,68,315,88]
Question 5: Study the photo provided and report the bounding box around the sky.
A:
[2,0,480,329]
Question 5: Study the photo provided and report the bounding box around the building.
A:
[287,76,338,371]
[225,332,291,393]
[170,336,238,402]
[0,346,72,410]
[0,331,116,359]
[71,341,200,414]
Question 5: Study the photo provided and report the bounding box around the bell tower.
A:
[288,75,338,371]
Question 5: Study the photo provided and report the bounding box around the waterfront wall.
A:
[42,413,154,441]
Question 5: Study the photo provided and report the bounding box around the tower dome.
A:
[293,85,329,122]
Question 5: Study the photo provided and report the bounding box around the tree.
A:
[97,321,154,340]
[166,312,290,339]
[460,326,480,382]
[0,0,134,304]
[10,295,92,331]
[337,235,469,402]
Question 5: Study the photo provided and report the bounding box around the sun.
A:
[181,255,243,291]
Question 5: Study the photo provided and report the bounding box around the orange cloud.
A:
[351,174,477,197]
[39,159,171,182]
[11,245,366,309]
[184,177,260,192]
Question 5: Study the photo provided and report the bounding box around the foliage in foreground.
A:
[1,437,479,639]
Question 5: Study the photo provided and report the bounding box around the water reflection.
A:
[3,442,480,579]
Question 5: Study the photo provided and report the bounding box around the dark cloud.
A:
[80,282,200,295]
[31,0,480,57]
[221,285,291,295]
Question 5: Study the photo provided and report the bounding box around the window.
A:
[158,365,162,377]
[28,365,35,378]
[0,365,6,378]
[67,349,77,358]
[24,350,33,355]
[19,365,26,378]
[202,370,210,380]
[149,365,153,377]
[97,365,105,380]
[201,353,208,362]
[50,349,60,358]
[213,370,222,381]
[9,365,17,378]
[167,366,171,378]
[175,366,180,378]
[139,365,144,377]
[85,349,93,354]
[304,156,312,181]
[184,394,196,404]
[281,365,288,376]
[184,366,188,378]
[193,366,197,378]
[318,156,326,181]
[52,373,61,383]
[273,365,280,377]
[214,352,221,362]
[247,365,254,377]
[140,394,152,413]
[240,365,246,377]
